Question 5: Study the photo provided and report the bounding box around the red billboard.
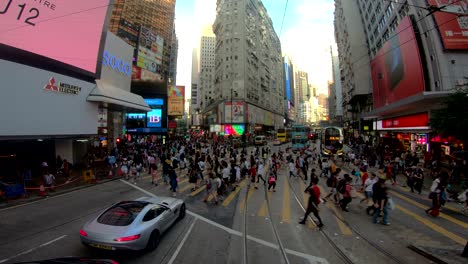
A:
[428,0,468,50]
[0,0,111,74]
[371,16,425,109]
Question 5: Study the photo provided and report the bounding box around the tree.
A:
[430,85,468,143]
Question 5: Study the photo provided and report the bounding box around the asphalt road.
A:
[0,141,466,264]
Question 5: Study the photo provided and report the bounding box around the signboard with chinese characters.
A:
[136,26,164,73]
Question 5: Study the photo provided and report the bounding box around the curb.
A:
[0,176,123,210]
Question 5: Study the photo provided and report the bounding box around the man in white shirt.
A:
[361,173,377,204]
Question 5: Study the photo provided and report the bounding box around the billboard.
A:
[428,0,467,50]
[137,26,164,73]
[371,16,425,109]
[225,102,245,123]
[168,85,185,116]
[0,0,111,75]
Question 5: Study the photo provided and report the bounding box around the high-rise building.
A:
[294,70,310,124]
[335,0,467,146]
[211,0,285,132]
[198,32,217,111]
[334,0,372,129]
[169,27,178,85]
[283,55,296,125]
[109,0,176,82]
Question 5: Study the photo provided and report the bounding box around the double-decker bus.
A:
[276,128,291,143]
[321,126,344,156]
[291,124,309,150]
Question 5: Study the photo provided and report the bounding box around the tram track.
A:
[241,161,291,264]
[287,173,408,264]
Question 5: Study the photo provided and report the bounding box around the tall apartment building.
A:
[169,27,178,85]
[294,70,310,124]
[109,0,176,82]
[335,0,467,147]
[284,56,296,125]
[199,34,217,111]
[334,0,372,129]
[211,0,285,132]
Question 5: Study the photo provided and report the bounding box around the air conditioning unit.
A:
[456,79,466,86]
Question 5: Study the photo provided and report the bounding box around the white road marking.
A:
[121,180,329,264]
[167,218,197,264]
[0,235,67,263]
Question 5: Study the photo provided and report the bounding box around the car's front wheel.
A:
[178,203,186,220]
[146,230,160,251]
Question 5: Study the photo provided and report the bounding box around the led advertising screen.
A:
[168,85,185,116]
[144,98,164,128]
[224,125,245,136]
[0,0,111,75]
[371,16,425,109]
[428,0,467,50]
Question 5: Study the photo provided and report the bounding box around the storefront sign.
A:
[102,50,131,76]
[377,112,429,130]
[43,77,81,95]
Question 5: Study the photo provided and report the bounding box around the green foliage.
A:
[430,87,468,141]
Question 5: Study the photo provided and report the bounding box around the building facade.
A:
[209,0,285,134]
[334,0,373,132]
[169,27,178,85]
[199,35,217,111]
[283,55,296,125]
[335,0,468,152]
[109,0,176,82]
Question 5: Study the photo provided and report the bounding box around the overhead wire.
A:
[350,0,465,67]
[279,0,289,38]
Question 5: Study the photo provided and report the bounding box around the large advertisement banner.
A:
[225,102,245,123]
[371,16,425,109]
[168,85,185,116]
[0,0,111,74]
[137,26,164,73]
[428,0,467,50]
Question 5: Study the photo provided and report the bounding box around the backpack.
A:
[326,176,334,188]
[337,179,346,194]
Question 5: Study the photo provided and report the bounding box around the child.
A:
[268,173,276,192]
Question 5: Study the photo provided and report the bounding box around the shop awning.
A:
[87,80,151,112]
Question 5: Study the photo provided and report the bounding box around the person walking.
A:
[361,173,377,204]
[372,177,390,225]
[267,173,277,192]
[339,175,354,212]
[256,161,267,186]
[203,172,219,205]
[167,160,178,197]
[289,159,296,178]
[299,178,324,227]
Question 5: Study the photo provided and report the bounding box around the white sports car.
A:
[80,196,186,251]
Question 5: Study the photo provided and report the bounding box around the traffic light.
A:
[116,138,121,145]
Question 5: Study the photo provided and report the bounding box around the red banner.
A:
[428,0,468,50]
[382,112,429,128]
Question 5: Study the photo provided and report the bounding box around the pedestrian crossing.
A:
[142,167,468,241]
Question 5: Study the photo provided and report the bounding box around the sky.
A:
[175,0,336,96]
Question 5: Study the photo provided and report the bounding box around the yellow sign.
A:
[364,126,369,131]
[168,86,185,116]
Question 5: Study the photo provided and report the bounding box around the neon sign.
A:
[224,125,245,136]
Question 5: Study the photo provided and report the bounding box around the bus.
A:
[321,126,344,156]
[291,124,309,150]
[276,128,291,143]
